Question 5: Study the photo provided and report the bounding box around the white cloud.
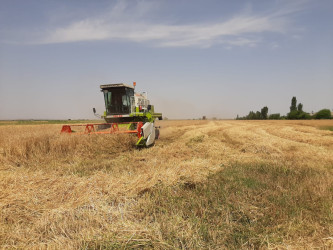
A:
[30,1,307,48]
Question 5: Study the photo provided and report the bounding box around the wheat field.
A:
[0,120,332,249]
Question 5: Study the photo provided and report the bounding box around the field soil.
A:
[0,120,332,249]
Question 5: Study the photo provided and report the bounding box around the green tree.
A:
[297,103,303,112]
[290,96,297,112]
[287,97,309,120]
[255,111,261,120]
[269,113,281,120]
[261,106,268,119]
[247,111,256,120]
[287,110,299,120]
[298,112,312,120]
[315,109,332,119]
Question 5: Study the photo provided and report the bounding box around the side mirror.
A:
[93,108,96,114]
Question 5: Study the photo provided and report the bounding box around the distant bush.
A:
[237,106,269,120]
[287,110,311,120]
[298,112,312,120]
[268,113,281,120]
[314,109,332,119]
[287,110,299,120]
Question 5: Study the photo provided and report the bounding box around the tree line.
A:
[236,97,332,120]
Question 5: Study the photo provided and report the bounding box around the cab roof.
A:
[100,83,134,89]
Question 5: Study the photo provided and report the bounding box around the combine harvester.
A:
[61,82,162,147]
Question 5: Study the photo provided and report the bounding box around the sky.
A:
[0,0,332,120]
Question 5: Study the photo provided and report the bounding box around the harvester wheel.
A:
[155,128,160,139]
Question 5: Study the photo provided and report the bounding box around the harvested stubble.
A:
[0,120,332,249]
